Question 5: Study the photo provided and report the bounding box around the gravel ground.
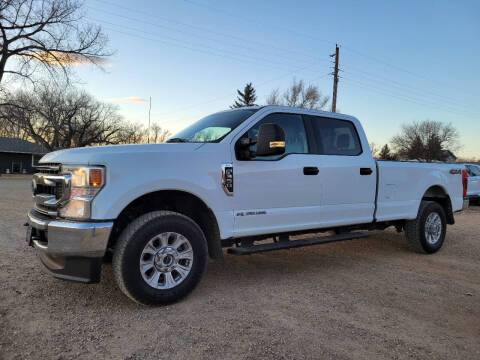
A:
[1,178,479,360]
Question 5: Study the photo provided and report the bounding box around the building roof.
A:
[0,137,48,154]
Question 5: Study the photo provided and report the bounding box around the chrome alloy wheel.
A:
[424,212,442,245]
[139,232,193,289]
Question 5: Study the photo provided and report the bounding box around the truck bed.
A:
[375,160,464,222]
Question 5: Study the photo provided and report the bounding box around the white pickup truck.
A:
[26,105,469,305]
[465,164,480,203]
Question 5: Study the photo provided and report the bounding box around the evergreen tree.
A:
[378,144,397,160]
[231,83,257,108]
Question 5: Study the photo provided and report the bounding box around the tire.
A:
[405,201,447,254]
[112,211,208,305]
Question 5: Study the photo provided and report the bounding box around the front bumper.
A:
[26,209,113,283]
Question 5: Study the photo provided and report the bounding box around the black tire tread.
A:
[112,211,207,305]
[405,200,446,254]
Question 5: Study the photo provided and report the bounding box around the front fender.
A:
[92,178,216,220]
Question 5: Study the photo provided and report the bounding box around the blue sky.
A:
[76,0,480,157]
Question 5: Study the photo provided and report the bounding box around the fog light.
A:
[59,199,90,218]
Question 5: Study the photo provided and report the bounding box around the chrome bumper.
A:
[462,197,470,211]
[27,209,113,258]
[26,209,113,283]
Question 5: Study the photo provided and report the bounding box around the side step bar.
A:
[227,232,370,255]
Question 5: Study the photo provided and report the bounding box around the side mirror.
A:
[256,123,286,157]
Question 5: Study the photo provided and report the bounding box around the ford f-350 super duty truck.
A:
[26,106,469,305]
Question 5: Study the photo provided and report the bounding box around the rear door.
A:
[303,115,377,226]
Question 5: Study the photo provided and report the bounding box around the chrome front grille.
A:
[32,164,70,216]
[34,163,61,175]
[35,183,56,196]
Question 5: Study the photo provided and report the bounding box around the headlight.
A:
[59,166,105,219]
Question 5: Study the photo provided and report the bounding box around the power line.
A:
[341,75,477,117]
[89,2,329,65]
[342,69,478,117]
[92,19,318,70]
[341,45,475,98]
[342,63,466,107]
[341,76,476,118]
[99,24,477,121]
[96,22,317,71]
[181,0,335,46]
[178,0,474,99]
[90,0,478,120]
[95,7,474,115]
[153,71,331,121]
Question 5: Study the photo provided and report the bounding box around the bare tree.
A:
[149,122,171,143]
[265,88,281,105]
[0,115,27,138]
[111,123,171,144]
[0,82,124,150]
[265,79,329,110]
[112,122,147,144]
[391,120,460,162]
[0,0,110,85]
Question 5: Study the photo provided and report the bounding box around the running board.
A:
[227,232,370,255]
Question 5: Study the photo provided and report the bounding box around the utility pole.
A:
[147,96,152,143]
[330,44,339,112]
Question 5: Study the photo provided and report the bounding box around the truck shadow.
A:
[66,230,412,308]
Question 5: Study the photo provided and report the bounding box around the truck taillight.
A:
[462,169,468,197]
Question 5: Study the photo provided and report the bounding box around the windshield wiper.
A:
[167,137,189,143]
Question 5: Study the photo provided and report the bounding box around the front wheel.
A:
[405,201,447,254]
[113,211,208,305]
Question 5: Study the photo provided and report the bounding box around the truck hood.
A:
[40,143,205,165]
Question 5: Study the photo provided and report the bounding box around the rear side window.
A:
[245,113,309,160]
[306,116,362,156]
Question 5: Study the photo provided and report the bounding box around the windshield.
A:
[167,108,259,143]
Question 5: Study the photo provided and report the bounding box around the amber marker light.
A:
[89,169,103,187]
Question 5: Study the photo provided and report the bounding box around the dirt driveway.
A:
[0,178,479,359]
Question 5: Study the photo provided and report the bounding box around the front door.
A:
[232,113,322,237]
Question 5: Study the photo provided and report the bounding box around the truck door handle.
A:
[303,167,319,175]
[360,168,373,175]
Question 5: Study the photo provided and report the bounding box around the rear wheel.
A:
[113,211,208,305]
[405,201,446,254]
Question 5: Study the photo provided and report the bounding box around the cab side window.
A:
[246,113,309,160]
[306,115,362,156]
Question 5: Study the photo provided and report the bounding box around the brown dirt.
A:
[0,178,479,359]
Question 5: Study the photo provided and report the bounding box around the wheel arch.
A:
[421,185,454,225]
[108,190,223,259]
